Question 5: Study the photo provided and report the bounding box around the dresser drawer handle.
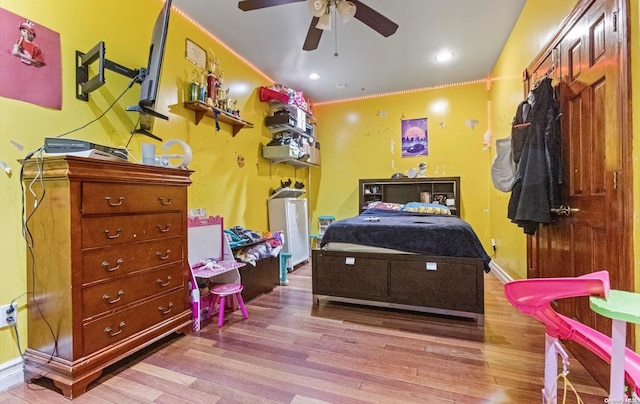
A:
[104,228,122,239]
[158,302,173,315]
[157,224,171,233]
[102,258,123,272]
[156,276,172,287]
[104,321,125,337]
[156,249,171,260]
[158,197,173,206]
[103,290,124,304]
[105,196,125,207]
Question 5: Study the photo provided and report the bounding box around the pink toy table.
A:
[187,215,246,331]
[590,289,640,401]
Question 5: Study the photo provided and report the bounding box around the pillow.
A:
[402,202,451,215]
[367,201,405,211]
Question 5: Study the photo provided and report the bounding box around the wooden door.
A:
[526,0,632,389]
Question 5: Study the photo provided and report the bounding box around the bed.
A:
[312,206,491,324]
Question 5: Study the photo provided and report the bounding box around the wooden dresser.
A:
[21,156,193,398]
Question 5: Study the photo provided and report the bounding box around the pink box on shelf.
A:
[259,86,290,104]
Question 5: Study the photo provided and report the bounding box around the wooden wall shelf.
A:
[183,101,254,135]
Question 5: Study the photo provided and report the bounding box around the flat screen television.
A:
[126,0,172,128]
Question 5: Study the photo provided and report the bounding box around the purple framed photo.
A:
[401,118,428,157]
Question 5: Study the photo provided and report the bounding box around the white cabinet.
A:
[268,197,310,270]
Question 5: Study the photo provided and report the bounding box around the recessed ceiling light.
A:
[336,83,347,90]
[309,72,320,80]
[435,51,453,62]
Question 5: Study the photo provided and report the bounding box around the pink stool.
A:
[211,283,248,327]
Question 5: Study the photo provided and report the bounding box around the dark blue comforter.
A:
[320,209,491,272]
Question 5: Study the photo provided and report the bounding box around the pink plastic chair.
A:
[211,283,248,327]
[504,270,640,402]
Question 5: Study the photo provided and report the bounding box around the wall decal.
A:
[466,118,479,129]
[0,8,61,109]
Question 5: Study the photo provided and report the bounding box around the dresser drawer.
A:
[82,237,183,284]
[82,262,185,320]
[83,288,187,355]
[82,212,184,248]
[82,183,186,215]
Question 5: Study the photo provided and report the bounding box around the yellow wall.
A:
[0,0,300,365]
[312,83,493,250]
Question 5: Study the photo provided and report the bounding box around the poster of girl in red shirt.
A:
[0,8,61,109]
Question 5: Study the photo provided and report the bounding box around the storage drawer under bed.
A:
[388,258,482,312]
[312,249,485,320]
[312,253,388,300]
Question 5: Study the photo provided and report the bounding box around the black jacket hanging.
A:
[507,77,562,235]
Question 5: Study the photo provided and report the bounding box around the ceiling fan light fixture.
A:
[308,0,328,18]
[316,12,332,31]
[336,0,356,23]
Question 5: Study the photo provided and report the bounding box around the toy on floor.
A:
[504,271,640,403]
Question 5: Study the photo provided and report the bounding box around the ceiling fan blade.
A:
[238,0,304,12]
[350,0,398,37]
[303,17,323,51]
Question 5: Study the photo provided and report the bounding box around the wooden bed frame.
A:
[311,249,486,324]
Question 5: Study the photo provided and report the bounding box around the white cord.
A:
[28,152,43,207]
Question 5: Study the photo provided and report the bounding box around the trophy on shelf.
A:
[231,99,239,116]
[216,69,227,110]
[220,88,230,112]
[189,69,199,102]
[206,51,218,106]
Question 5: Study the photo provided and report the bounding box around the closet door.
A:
[526,0,632,389]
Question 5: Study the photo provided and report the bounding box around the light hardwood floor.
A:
[2,261,608,403]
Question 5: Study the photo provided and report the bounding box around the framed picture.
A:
[185,38,206,69]
[401,117,428,157]
[432,193,448,205]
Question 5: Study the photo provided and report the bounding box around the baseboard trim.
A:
[0,357,23,392]
[489,260,513,284]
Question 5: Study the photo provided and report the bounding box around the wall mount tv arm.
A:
[75,41,165,142]
[75,41,140,101]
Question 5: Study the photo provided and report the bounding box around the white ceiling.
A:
[171,0,527,104]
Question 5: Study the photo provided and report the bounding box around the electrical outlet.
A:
[0,303,18,328]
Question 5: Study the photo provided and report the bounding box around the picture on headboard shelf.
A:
[432,193,448,205]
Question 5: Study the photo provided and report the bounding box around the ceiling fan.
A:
[238,0,398,51]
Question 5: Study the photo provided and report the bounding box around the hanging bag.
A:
[491,137,516,192]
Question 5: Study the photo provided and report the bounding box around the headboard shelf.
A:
[358,177,461,216]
